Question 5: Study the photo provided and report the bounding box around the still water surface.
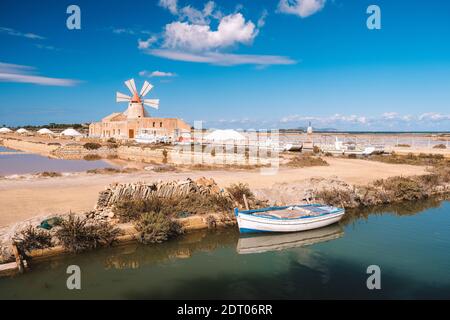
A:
[0,200,449,299]
[0,147,116,175]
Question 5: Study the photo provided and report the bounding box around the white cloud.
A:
[0,27,45,40]
[146,2,295,67]
[159,0,178,15]
[148,49,296,66]
[257,9,269,28]
[139,70,177,77]
[162,13,257,51]
[279,112,450,130]
[277,0,326,18]
[0,62,79,86]
[419,112,450,121]
[137,35,158,49]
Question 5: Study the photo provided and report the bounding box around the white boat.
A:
[234,204,345,233]
[236,224,344,254]
[321,137,383,156]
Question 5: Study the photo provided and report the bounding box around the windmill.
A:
[116,79,159,119]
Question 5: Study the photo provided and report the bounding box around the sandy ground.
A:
[0,158,427,227]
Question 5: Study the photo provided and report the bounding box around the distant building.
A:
[89,79,190,139]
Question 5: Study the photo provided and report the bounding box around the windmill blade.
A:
[116,92,131,103]
[124,79,137,95]
[143,99,159,109]
[140,81,153,97]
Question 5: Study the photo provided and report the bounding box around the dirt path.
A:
[0,158,427,226]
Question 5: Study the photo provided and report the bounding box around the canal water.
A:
[0,146,117,175]
[0,200,449,299]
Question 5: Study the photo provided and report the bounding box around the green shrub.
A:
[135,212,183,244]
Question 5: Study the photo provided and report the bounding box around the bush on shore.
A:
[226,183,254,208]
[83,142,102,150]
[135,212,183,244]
[14,225,53,257]
[286,154,328,168]
[369,152,448,166]
[55,215,122,253]
[113,192,235,223]
[315,167,450,208]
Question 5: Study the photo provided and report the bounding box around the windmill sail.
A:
[125,79,137,95]
[116,92,131,102]
[140,81,153,97]
[143,99,159,109]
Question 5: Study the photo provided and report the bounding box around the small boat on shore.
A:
[234,204,345,233]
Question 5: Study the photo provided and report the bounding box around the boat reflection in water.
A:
[236,224,344,255]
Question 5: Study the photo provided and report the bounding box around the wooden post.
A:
[243,194,250,210]
[11,243,24,273]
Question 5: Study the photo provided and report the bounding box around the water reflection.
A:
[237,224,343,254]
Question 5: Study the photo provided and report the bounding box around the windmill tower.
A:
[116,79,159,119]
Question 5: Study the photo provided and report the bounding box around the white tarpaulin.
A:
[205,129,245,142]
[60,128,83,137]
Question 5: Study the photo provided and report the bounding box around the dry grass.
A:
[369,152,448,166]
[14,225,53,256]
[37,171,62,178]
[152,164,177,172]
[316,166,450,208]
[395,144,411,148]
[83,142,102,150]
[226,183,254,208]
[113,193,234,223]
[286,154,329,168]
[86,167,138,174]
[83,154,102,161]
[55,215,122,253]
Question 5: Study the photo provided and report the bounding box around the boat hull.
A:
[235,206,345,233]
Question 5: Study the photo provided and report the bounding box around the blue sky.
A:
[0,0,449,131]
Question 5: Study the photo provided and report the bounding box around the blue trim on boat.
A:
[235,204,344,221]
[239,228,271,233]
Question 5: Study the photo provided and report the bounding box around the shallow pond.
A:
[0,147,117,175]
[0,200,449,299]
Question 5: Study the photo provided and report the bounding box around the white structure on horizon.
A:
[16,128,29,134]
[60,128,83,137]
[0,127,12,133]
[205,129,245,143]
[37,128,55,135]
